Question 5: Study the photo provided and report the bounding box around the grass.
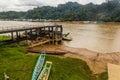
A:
[0,35,11,41]
[0,36,108,80]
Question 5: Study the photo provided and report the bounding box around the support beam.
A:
[11,32,14,40]
[16,31,19,39]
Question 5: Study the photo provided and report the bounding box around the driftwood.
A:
[4,73,9,80]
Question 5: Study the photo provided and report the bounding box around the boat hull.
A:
[62,37,72,41]
[37,61,52,80]
[32,52,46,80]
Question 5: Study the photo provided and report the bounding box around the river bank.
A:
[0,42,108,80]
[31,44,120,74]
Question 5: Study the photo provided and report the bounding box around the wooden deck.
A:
[29,38,50,48]
[0,25,62,34]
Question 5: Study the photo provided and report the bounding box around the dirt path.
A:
[31,44,120,74]
[108,63,120,80]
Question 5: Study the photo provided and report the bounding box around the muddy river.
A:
[0,21,120,53]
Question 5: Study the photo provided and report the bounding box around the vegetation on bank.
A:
[0,36,108,80]
[0,0,120,22]
[0,36,11,41]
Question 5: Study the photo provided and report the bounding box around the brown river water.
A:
[0,21,120,53]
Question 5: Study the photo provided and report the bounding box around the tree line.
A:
[0,0,120,22]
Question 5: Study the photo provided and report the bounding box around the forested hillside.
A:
[0,0,120,22]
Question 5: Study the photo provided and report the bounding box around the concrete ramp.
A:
[108,63,120,80]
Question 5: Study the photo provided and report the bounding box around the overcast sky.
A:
[0,0,106,12]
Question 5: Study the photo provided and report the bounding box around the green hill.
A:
[0,0,120,22]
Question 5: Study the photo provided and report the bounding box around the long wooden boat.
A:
[37,61,52,80]
[27,49,67,56]
[32,51,46,80]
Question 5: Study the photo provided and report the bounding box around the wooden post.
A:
[48,27,51,38]
[16,31,19,39]
[30,29,32,36]
[37,29,39,36]
[19,31,21,38]
[52,27,54,44]
[39,28,41,36]
[11,32,14,40]
[30,29,32,41]
[16,31,20,44]
[16,31,20,43]
[4,73,10,80]
[25,30,28,45]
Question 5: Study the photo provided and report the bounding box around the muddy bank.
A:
[30,44,120,74]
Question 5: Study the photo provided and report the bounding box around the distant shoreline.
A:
[0,20,120,24]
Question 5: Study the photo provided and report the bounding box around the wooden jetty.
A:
[0,25,63,46]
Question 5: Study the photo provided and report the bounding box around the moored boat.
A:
[32,51,46,80]
[37,61,52,80]
[63,33,72,41]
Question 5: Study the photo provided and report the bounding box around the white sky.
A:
[0,0,106,12]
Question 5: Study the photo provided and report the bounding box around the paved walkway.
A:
[108,63,120,80]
